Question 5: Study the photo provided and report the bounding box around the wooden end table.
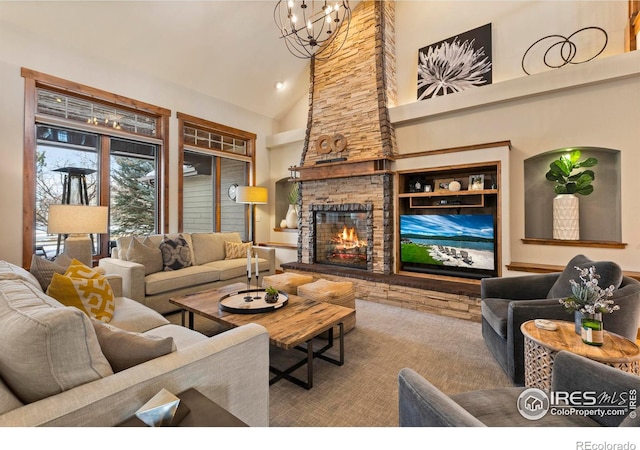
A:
[170,282,356,390]
[118,388,247,427]
[521,320,640,390]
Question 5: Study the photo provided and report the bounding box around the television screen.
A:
[400,214,496,278]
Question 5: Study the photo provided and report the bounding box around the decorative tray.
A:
[218,289,288,314]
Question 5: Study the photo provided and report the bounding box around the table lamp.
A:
[235,186,268,243]
[47,204,109,266]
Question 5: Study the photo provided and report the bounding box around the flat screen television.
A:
[400,214,497,279]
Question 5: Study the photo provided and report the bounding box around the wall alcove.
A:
[524,147,621,242]
[274,177,297,231]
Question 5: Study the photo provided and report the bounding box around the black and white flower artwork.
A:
[417,23,492,101]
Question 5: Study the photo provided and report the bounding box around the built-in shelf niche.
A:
[523,147,621,244]
[274,177,296,231]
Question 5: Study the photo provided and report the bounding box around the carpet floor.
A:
[168,299,513,427]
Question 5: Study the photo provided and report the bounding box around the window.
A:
[22,68,170,267]
[178,113,256,241]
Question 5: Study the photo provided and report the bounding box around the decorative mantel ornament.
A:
[545,149,597,240]
[316,134,347,154]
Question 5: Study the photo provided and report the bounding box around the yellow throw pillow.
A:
[225,241,253,260]
[47,262,115,323]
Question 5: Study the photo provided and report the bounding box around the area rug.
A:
[267,299,513,427]
[169,299,513,427]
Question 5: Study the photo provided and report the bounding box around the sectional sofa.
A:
[0,260,269,427]
[98,232,276,314]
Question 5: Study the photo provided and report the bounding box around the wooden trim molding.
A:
[521,238,627,249]
[626,0,640,51]
[393,140,512,160]
[507,261,640,282]
[20,68,171,116]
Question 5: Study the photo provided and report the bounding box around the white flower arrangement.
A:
[559,266,619,315]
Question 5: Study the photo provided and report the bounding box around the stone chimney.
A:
[291,0,397,274]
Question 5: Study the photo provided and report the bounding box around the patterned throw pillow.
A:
[224,241,253,260]
[46,261,115,323]
[91,320,176,372]
[159,234,193,271]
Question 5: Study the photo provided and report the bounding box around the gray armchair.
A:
[398,350,640,427]
[480,254,640,385]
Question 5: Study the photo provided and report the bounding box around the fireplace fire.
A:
[313,208,371,270]
[330,225,367,262]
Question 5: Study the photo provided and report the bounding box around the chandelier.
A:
[274,1,351,60]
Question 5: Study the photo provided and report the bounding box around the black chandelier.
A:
[274,1,351,60]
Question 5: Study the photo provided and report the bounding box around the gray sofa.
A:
[0,260,269,427]
[480,254,640,385]
[399,350,640,427]
[99,232,276,314]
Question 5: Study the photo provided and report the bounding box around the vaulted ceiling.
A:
[1,0,327,120]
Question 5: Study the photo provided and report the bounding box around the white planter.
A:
[553,194,580,240]
[285,204,298,229]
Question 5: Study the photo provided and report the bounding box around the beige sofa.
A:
[0,260,269,427]
[99,232,276,314]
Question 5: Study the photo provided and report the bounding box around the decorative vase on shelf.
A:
[581,312,604,346]
[553,194,580,240]
[285,204,298,229]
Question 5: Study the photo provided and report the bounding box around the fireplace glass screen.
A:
[314,211,368,269]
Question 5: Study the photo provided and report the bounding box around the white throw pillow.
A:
[127,236,163,275]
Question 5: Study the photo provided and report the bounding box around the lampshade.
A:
[235,186,268,204]
[47,205,109,234]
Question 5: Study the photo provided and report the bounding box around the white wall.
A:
[0,23,275,265]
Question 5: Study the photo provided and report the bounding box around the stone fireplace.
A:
[290,0,397,275]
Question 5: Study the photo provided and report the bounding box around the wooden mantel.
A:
[289,157,394,182]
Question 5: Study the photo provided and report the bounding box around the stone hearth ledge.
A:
[280,262,482,322]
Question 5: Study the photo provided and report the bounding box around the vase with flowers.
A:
[559,265,619,346]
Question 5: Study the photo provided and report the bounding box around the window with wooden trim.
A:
[22,68,170,267]
[177,112,256,241]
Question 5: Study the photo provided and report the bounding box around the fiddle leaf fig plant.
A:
[545,149,598,196]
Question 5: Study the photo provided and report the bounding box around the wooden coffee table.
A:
[170,282,356,390]
[521,320,640,390]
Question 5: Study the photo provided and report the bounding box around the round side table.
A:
[521,320,640,390]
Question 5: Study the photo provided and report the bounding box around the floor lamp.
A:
[235,186,268,243]
[47,204,109,266]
